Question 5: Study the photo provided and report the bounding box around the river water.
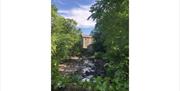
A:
[59,57,106,82]
[80,58,105,82]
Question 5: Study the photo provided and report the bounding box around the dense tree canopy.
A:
[51,5,82,89]
[51,0,129,90]
[88,0,129,90]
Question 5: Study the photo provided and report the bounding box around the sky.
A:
[52,0,96,35]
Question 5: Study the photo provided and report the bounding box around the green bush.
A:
[51,5,82,90]
[87,0,129,90]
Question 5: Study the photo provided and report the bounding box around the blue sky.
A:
[52,0,96,35]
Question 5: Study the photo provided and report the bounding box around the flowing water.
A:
[58,56,106,91]
[59,57,106,81]
[80,58,105,82]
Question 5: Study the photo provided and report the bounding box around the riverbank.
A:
[57,56,106,91]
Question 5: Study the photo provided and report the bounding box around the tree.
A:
[88,0,129,90]
[51,5,82,90]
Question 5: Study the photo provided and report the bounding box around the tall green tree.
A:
[51,5,82,90]
[88,0,129,90]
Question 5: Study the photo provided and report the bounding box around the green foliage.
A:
[88,0,129,90]
[79,76,128,91]
[51,0,129,90]
[94,52,104,59]
[51,5,82,90]
[51,5,81,60]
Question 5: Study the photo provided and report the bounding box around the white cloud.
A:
[57,4,95,29]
